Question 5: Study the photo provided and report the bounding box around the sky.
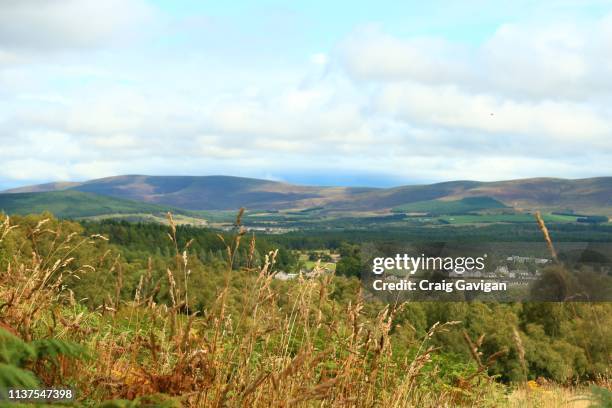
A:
[1,0,611,189]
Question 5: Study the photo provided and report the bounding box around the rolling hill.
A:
[3,175,377,211]
[2,175,611,216]
[0,190,206,223]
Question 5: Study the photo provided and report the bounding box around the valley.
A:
[1,175,610,231]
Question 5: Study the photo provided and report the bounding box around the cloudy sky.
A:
[1,0,611,189]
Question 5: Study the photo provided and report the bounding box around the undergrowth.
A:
[0,212,609,407]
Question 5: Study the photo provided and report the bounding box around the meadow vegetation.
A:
[0,212,610,407]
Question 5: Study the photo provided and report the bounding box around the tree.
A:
[336,254,364,278]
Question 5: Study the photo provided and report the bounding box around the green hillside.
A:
[0,190,195,219]
[3,175,612,215]
[392,196,507,215]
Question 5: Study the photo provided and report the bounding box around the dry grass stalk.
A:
[534,211,558,262]
[513,326,527,380]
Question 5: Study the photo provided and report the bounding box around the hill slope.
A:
[3,175,611,215]
[0,190,199,219]
[4,175,377,211]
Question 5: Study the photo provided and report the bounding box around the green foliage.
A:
[267,223,612,252]
[589,385,612,408]
[2,212,611,405]
[67,218,612,383]
[0,330,39,391]
[335,243,364,278]
[336,256,363,278]
[0,328,89,391]
[578,215,610,224]
[31,338,89,363]
[80,219,294,270]
[0,329,36,366]
[522,323,587,381]
[0,363,39,390]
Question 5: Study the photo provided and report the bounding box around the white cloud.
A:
[338,25,472,84]
[0,159,72,181]
[378,82,611,145]
[0,3,611,189]
[481,19,612,100]
[339,17,612,101]
[310,53,328,66]
[0,0,157,51]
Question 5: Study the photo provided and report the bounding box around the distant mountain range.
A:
[2,175,611,218]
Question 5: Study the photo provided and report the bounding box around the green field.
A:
[298,251,338,271]
[439,213,580,224]
[393,196,507,215]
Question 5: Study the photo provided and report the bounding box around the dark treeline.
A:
[264,223,612,251]
[81,219,297,270]
[78,220,612,280]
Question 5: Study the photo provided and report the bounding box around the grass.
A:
[393,197,507,215]
[507,383,603,408]
[297,250,339,272]
[0,214,491,406]
[0,212,609,406]
[301,259,337,272]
